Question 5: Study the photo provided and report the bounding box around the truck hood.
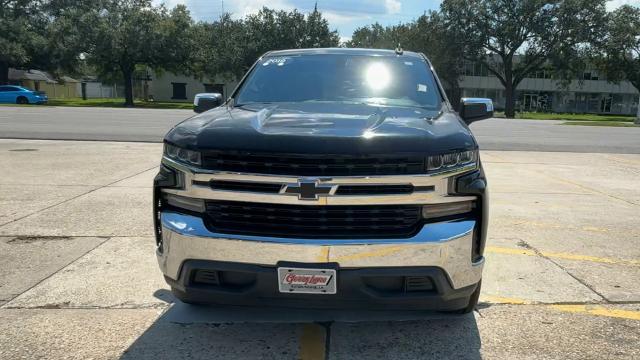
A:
[165,102,477,154]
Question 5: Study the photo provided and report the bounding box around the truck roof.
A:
[266,47,424,59]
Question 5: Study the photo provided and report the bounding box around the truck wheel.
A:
[16,96,29,104]
[454,280,481,314]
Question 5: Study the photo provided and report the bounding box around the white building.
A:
[147,72,238,103]
[459,61,639,115]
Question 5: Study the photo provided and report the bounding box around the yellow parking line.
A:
[485,246,537,257]
[316,246,330,262]
[483,296,640,321]
[551,305,640,321]
[603,154,640,166]
[299,324,326,360]
[540,251,640,266]
[485,246,640,267]
[481,295,529,305]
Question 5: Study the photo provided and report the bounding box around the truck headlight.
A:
[164,143,202,166]
[427,150,478,173]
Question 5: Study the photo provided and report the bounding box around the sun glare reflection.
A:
[365,62,390,90]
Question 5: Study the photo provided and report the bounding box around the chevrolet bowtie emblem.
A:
[283,180,333,200]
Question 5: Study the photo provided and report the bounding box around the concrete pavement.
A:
[2,106,640,153]
[0,139,639,359]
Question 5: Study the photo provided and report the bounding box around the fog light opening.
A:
[422,200,475,219]
[163,193,205,213]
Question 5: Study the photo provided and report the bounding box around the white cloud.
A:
[323,10,369,25]
[153,0,185,8]
[385,0,402,14]
[229,0,294,17]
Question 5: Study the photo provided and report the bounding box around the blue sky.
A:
[156,0,443,41]
[156,0,640,42]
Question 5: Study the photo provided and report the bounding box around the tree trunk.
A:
[448,84,462,111]
[502,56,516,118]
[504,84,516,118]
[123,69,134,107]
[0,62,9,85]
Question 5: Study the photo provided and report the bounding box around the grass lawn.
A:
[494,111,636,122]
[47,98,193,109]
[561,121,640,127]
[0,98,194,109]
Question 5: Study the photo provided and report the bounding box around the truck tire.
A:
[16,96,29,104]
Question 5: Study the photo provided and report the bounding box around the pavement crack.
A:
[0,237,112,308]
[6,235,73,244]
[515,238,611,303]
[3,303,169,310]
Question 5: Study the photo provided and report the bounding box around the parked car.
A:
[154,48,492,313]
[0,85,48,104]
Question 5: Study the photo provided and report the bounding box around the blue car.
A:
[0,85,48,104]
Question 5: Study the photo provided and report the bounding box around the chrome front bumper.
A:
[157,212,484,290]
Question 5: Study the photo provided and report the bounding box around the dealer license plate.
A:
[277,267,337,294]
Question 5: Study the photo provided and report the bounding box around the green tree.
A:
[301,5,340,48]
[86,0,195,106]
[0,0,47,84]
[441,0,607,118]
[347,23,408,49]
[596,5,640,123]
[194,7,339,82]
[0,1,95,84]
[41,0,99,78]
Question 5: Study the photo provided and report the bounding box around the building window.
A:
[204,83,224,97]
[463,61,491,77]
[171,82,187,100]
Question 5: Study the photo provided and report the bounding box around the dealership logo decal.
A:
[283,273,332,286]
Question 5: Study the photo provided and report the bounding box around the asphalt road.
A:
[1,105,639,153]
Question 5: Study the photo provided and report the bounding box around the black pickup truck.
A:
[154,48,492,313]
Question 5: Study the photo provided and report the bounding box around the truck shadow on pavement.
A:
[120,289,482,359]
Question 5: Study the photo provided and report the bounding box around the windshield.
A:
[235,53,442,109]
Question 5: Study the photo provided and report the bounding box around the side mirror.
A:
[194,93,223,113]
[459,98,494,124]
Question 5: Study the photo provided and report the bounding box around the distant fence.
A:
[75,82,124,98]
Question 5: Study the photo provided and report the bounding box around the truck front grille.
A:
[201,151,425,176]
[205,200,422,238]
